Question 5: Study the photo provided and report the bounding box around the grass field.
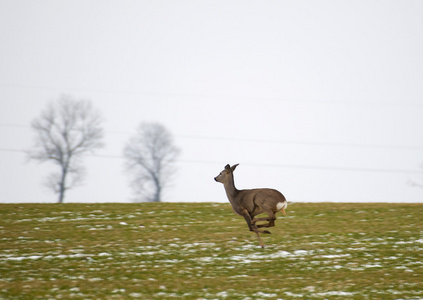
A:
[1,202,422,299]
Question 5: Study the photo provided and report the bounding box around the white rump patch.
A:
[276,201,287,212]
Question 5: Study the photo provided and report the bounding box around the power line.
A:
[1,148,421,175]
[176,134,423,151]
[1,123,423,151]
[0,148,26,153]
[177,159,423,174]
[0,124,29,129]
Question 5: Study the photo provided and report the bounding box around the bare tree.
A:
[123,123,179,202]
[28,95,103,203]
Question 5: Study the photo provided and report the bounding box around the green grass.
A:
[1,202,422,299]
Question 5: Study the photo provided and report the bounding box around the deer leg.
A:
[253,209,276,229]
[243,210,270,248]
[251,217,265,223]
[242,212,265,248]
[252,216,273,223]
[257,219,275,228]
[255,215,276,228]
[255,231,265,248]
[241,210,255,231]
[242,210,270,235]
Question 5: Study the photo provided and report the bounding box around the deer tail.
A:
[276,201,288,215]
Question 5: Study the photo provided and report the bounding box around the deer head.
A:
[214,164,239,183]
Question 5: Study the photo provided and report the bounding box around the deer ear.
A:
[231,164,239,172]
[224,164,231,171]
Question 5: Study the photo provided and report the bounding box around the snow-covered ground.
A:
[1,203,422,299]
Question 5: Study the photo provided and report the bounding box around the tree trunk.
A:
[152,175,161,202]
[58,186,65,203]
[153,187,161,202]
[58,165,68,203]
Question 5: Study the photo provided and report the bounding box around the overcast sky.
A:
[1,1,423,204]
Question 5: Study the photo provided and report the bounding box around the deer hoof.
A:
[263,230,271,234]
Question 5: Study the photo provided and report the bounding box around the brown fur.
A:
[214,164,287,248]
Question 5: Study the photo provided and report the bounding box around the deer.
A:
[214,164,287,248]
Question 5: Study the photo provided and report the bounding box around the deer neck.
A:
[223,174,239,203]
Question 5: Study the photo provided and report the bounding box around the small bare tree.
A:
[123,123,179,202]
[28,95,103,203]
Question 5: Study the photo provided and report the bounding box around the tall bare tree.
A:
[123,123,179,202]
[28,95,103,203]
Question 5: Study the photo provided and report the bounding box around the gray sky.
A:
[1,1,423,203]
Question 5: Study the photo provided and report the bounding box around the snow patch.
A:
[362,264,382,268]
[285,291,303,297]
[216,291,228,297]
[254,291,277,297]
[315,291,355,296]
[321,254,351,259]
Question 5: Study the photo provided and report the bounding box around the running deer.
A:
[214,164,287,248]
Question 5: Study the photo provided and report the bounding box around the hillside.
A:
[1,202,422,299]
